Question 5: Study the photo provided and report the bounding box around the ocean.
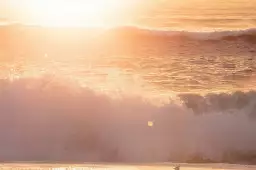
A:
[0,0,256,164]
[0,163,255,170]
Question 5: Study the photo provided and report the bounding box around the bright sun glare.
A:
[26,0,127,27]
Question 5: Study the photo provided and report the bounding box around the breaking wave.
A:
[2,24,256,42]
[1,25,256,50]
[103,26,256,43]
[1,77,256,163]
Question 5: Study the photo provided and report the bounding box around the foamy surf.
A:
[0,77,256,163]
[0,25,255,164]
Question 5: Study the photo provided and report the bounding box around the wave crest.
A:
[179,91,256,115]
[104,26,256,43]
[1,77,256,163]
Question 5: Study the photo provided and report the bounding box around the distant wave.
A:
[103,26,256,43]
[0,77,256,163]
[1,24,256,44]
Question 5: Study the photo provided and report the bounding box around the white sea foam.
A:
[0,77,256,162]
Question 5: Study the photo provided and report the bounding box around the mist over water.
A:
[0,77,256,162]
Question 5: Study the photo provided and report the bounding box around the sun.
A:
[26,0,126,27]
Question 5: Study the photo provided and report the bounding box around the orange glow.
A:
[25,0,130,27]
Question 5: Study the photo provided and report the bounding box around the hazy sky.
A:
[0,0,189,21]
[0,0,144,25]
[0,0,254,27]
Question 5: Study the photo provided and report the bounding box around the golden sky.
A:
[0,0,254,27]
[0,0,146,26]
